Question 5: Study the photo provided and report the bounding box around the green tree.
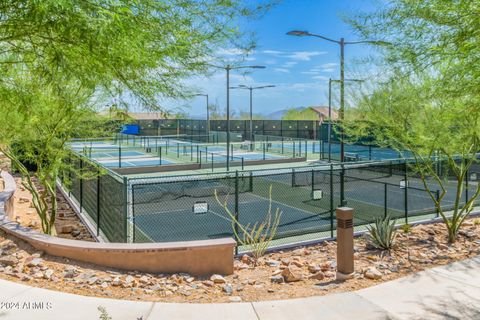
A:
[282,107,318,121]
[0,0,274,235]
[344,76,480,244]
[347,0,480,243]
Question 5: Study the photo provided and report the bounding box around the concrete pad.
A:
[0,279,35,300]
[0,284,154,320]
[252,292,391,320]
[357,269,480,320]
[429,256,480,287]
[149,301,258,320]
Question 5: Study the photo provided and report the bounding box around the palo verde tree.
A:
[344,77,480,243]
[345,0,480,243]
[0,0,275,235]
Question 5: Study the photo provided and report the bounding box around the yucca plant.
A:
[366,214,397,250]
[214,185,281,264]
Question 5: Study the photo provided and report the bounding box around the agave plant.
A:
[366,214,397,250]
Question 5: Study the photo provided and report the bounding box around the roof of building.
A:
[309,106,339,120]
[127,112,168,120]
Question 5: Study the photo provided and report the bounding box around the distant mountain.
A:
[264,107,304,120]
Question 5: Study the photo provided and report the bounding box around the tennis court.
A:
[70,135,301,170]
[132,192,333,243]
[127,163,464,243]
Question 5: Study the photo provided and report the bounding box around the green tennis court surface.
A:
[129,168,459,243]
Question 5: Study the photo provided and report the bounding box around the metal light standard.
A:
[287,30,384,163]
[327,78,364,162]
[287,30,384,206]
[208,64,266,170]
[230,84,275,150]
[193,93,210,138]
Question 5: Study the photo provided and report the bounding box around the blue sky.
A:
[160,0,379,117]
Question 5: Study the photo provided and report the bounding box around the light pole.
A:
[287,31,384,207]
[193,93,209,138]
[230,84,275,150]
[287,30,385,164]
[208,64,266,170]
[328,78,364,162]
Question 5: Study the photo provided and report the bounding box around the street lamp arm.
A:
[252,85,276,90]
[286,30,339,44]
[231,65,266,70]
[344,40,391,46]
[305,33,340,44]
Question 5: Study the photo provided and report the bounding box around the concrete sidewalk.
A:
[0,256,479,320]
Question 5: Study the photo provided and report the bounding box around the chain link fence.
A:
[61,155,480,250]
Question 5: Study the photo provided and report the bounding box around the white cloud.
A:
[312,75,329,81]
[321,62,338,68]
[321,68,336,72]
[264,59,277,65]
[287,51,326,61]
[216,48,253,56]
[281,61,298,68]
[274,68,290,73]
[301,71,320,75]
[263,50,284,55]
[262,49,327,61]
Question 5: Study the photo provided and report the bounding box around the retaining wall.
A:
[0,171,235,275]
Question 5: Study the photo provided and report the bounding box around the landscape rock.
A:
[364,267,382,280]
[266,260,280,267]
[202,280,214,287]
[308,271,325,280]
[210,274,226,284]
[270,275,284,284]
[229,296,242,302]
[26,257,44,268]
[0,256,18,266]
[281,266,303,282]
[222,284,233,295]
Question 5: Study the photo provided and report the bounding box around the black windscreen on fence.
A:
[63,153,479,249]
[135,119,319,140]
[64,155,127,242]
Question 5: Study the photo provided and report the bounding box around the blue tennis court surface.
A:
[99,158,173,168]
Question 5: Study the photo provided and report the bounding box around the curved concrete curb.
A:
[0,171,235,275]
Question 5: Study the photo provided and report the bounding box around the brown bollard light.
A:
[336,207,354,280]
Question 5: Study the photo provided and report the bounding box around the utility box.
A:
[336,207,354,279]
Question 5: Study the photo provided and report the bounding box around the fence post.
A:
[96,171,100,236]
[118,146,122,168]
[123,176,129,243]
[79,158,83,213]
[384,183,387,219]
[159,146,162,165]
[234,171,239,255]
[330,164,334,237]
[369,145,372,160]
[465,167,469,204]
[435,189,440,218]
[404,162,408,224]
[340,164,346,206]
[291,168,295,187]
[68,157,72,197]
[311,169,315,198]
